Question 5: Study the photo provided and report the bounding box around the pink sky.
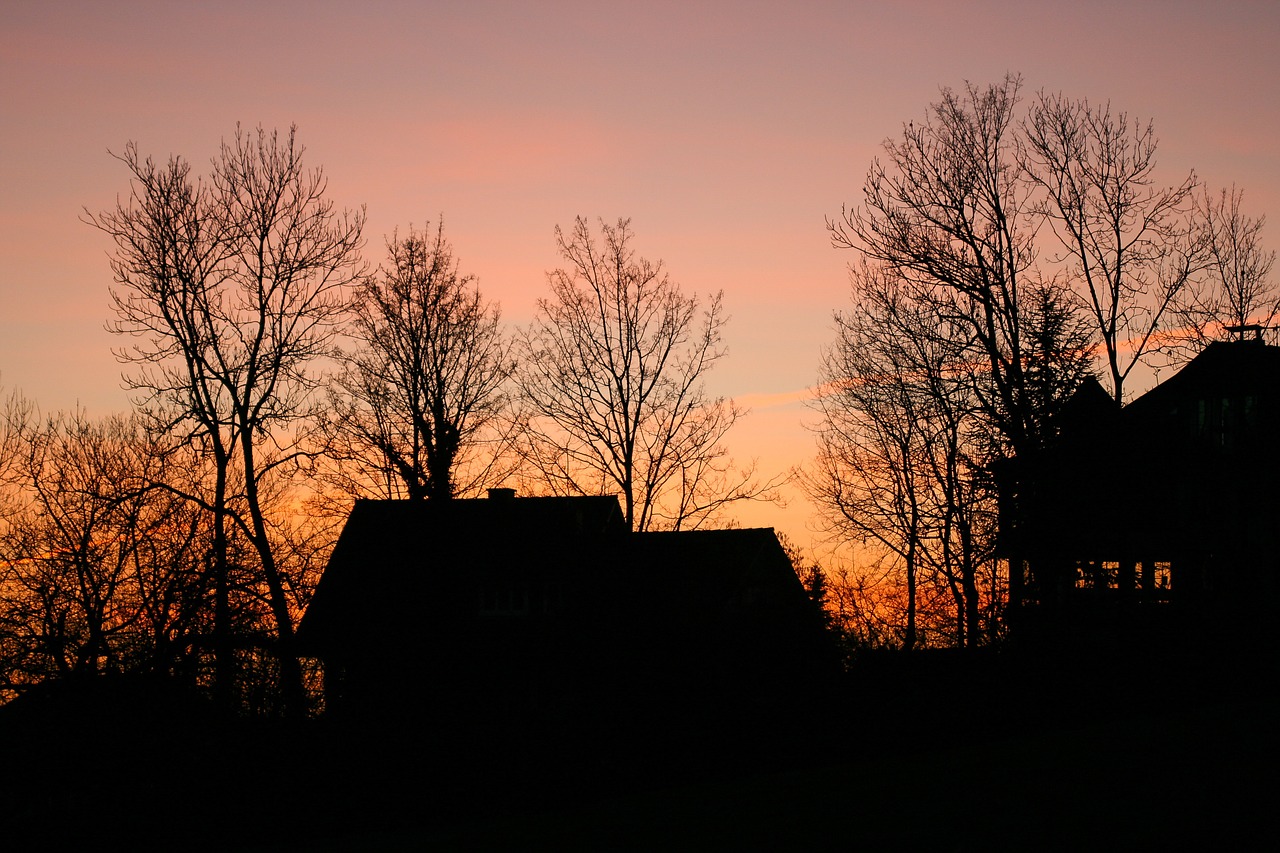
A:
[3,1,1279,549]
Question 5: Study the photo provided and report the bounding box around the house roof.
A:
[625,528,798,599]
[295,495,628,649]
[294,496,814,659]
[1056,375,1118,425]
[1126,338,1280,419]
[999,337,1280,569]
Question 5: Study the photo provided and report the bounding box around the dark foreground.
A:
[1,648,1274,851]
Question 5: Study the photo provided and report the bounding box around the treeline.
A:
[806,76,1277,652]
[0,126,777,711]
[2,76,1276,708]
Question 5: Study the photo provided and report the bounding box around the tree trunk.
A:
[239,427,306,717]
[211,445,234,710]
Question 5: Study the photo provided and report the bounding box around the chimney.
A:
[487,487,516,500]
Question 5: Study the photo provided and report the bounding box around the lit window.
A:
[1074,560,1123,590]
[1154,562,1172,592]
[1074,561,1091,590]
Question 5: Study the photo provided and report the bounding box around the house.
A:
[998,338,1280,647]
[295,491,834,728]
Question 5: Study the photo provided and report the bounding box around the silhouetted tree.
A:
[828,76,1045,460]
[0,410,212,700]
[821,560,903,653]
[0,383,29,520]
[811,266,930,648]
[1021,91,1203,401]
[517,217,773,531]
[1170,185,1278,352]
[86,125,364,713]
[777,533,845,656]
[1020,281,1098,439]
[819,80,1105,647]
[810,260,1008,648]
[322,221,516,501]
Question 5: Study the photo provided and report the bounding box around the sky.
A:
[3,0,1279,551]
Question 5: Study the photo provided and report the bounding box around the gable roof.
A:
[294,495,825,662]
[295,495,628,650]
[624,528,800,603]
[1126,338,1280,420]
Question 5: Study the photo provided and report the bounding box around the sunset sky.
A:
[3,1,1279,549]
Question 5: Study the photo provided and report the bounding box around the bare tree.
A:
[85,125,364,713]
[0,410,212,699]
[84,145,239,701]
[323,221,515,501]
[1022,92,1202,401]
[820,79,1100,647]
[829,76,1044,460]
[1170,185,1278,351]
[824,77,1271,647]
[809,281,931,648]
[821,559,904,653]
[0,383,31,521]
[517,217,771,531]
[809,261,1004,648]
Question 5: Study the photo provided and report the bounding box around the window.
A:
[1074,560,1121,590]
[1153,562,1172,592]
[1074,561,1090,590]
